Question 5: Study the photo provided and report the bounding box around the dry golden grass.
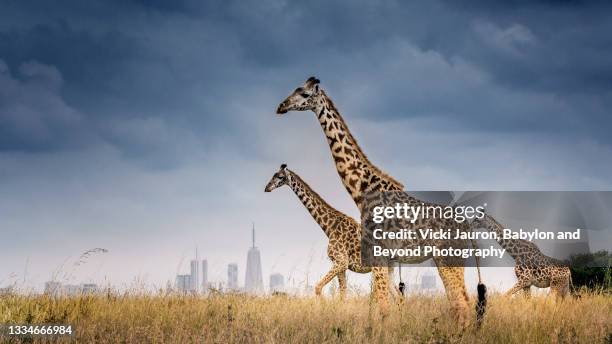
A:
[1,292,611,343]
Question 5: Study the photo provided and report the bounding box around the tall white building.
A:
[202,259,208,292]
[190,259,200,293]
[227,263,239,290]
[245,224,263,294]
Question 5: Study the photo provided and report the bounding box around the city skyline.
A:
[171,225,289,294]
[9,221,537,295]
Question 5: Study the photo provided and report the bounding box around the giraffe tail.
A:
[469,221,487,328]
[476,281,487,329]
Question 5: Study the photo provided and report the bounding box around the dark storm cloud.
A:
[0,59,100,152]
[444,0,612,93]
[1,0,611,159]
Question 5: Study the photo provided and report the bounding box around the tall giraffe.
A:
[276,76,486,327]
[473,215,571,297]
[264,164,396,299]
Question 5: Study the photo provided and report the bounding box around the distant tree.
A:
[568,250,612,292]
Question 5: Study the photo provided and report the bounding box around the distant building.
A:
[421,273,436,290]
[245,224,263,294]
[269,273,284,293]
[44,281,62,296]
[63,284,82,296]
[43,281,101,296]
[175,250,208,294]
[202,259,208,292]
[190,259,200,293]
[228,263,239,290]
[81,283,98,294]
[176,274,192,293]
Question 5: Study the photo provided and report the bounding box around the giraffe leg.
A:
[371,267,390,316]
[435,265,470,328]
[505,282,529,297]
[316,255,348,297]
[522,286,531,298]
[550,277,570,298]
[560,279,570,298]
[315,265,344,296]
[337,270,347,298]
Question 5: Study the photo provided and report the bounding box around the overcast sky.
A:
[1,0,611,293]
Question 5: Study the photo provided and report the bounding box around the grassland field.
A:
[1,291,611,343]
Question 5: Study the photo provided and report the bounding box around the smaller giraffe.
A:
[472,215,571,297]
[265,164,397,299]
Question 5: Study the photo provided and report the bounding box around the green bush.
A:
[568,250,612,291]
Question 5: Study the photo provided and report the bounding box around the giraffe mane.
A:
[322,90,405,190]
[287,168,344,217]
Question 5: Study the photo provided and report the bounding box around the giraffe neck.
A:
[313,90,404,208]
[483,218,530,260]
[286,169,341,237]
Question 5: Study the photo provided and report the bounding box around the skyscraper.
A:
[190,258,200,293]
[245,223,263,294]
[176,274,191,293]
[227,263,238,290]
[202,259,208,292]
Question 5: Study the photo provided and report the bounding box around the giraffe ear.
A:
[280,164,287,170]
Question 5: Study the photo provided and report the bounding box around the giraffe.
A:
[264,164,398,300]
[472,215,572,297]
[275,76,486,327]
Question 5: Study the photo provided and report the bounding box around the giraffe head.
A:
[264,164,291,192]
[276,77,322,115]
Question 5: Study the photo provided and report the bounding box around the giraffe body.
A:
[276,77,484,326]
[265,165,396,298]
[473,215,571,297]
